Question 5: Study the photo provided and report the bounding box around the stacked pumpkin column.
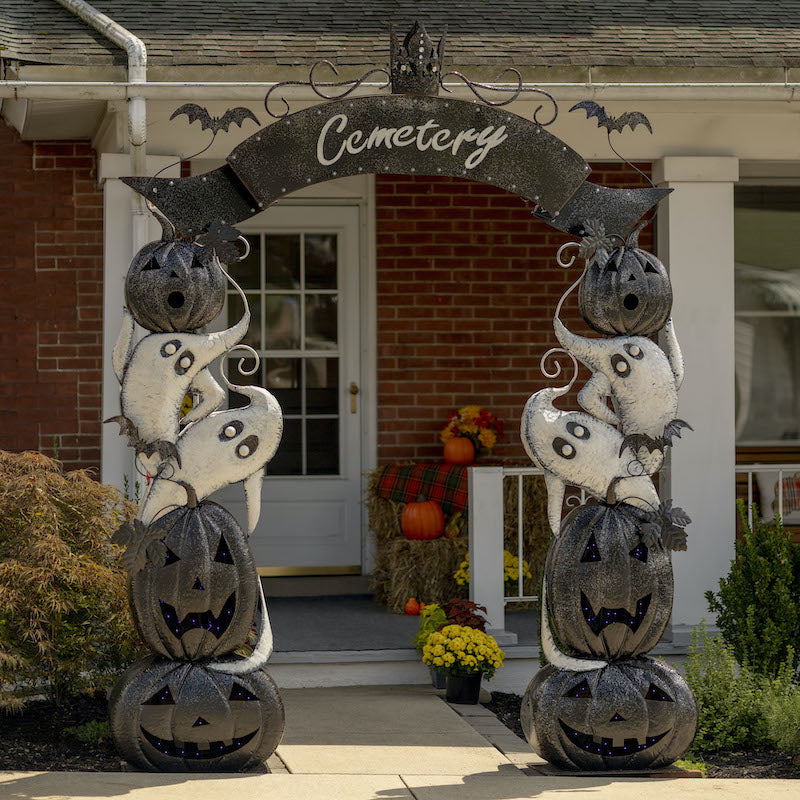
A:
[519,223,698,771]
[106,234,285,772]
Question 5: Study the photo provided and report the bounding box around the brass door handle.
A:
[349,382,359,414]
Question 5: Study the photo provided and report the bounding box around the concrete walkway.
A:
[1,685,797,800]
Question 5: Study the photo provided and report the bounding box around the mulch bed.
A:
[483,691,800,779]
[0,691,124,772]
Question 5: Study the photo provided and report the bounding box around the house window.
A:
[225,232,340,476]
[734,186,800,445]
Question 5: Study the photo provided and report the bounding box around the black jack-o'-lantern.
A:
[546,502,673,660]
[130,501,258,661]
[109,655,284,772]
[578,224,672,336]
[125,239,226,332]
[521,658,696,771]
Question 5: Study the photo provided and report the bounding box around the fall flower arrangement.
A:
[454,551,532,591]
[440,405,504,452]
[422,624,505,679]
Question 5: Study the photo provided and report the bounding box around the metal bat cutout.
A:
[569,101,653,135]
[553,316,690,475]
[107,307,250,469]
[170,104,260,134]
[138,384,283,535]
[520,385,661,536]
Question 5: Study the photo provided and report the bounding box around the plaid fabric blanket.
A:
[779,474,800,514]
[374,463,469,516]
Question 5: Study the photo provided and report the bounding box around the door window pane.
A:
[228,293,261,350]
[306,357,338,414]
[266,234,300,289]
[305,233,337,290]
[305,295,338,350]
[265,295,301,350]
[734,187,800,443]
[228,234,260,290]
[265,357,301,415]
[307,419,339,475]
[268,418,302,475]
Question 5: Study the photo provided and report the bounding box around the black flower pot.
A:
[429,666,447,689]
[445,672,482,704]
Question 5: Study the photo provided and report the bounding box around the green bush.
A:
[684,622,771,752]
[705,501,800,677]
[0,451,140,710]
[762,649,800,754]
[64,720,112,745]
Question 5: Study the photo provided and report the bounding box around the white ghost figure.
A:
[138,384,283,534]
[520,385,660,535]
[109,307,249,465]
[553,316,688,474]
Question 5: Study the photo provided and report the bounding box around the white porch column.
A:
[654,156,739,638]
[99,154,180,492]
[468,466,513,640]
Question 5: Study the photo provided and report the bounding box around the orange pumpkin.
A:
[404,597,421,615]
[444,437,475,465]
[401,495,445,540]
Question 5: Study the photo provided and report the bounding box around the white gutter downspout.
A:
[54,0,148,251]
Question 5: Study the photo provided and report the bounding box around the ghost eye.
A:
[219,420,244,441]
[163,547,180,565]
[580,533,601,563]
[645,683,673,702]
[236,434,259,459]
[160,339,182,358]
[552,437,576,459]
[174,350,195,375]
[611,354,630,376]
[229,682,259,701]
[566,421,590,439]
[624,343,644,360]
[214,533,234,564]
[563,679,592,699]
[629,542,648,562]
[143,686,175,705]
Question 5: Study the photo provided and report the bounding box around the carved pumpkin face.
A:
[546,502,673,660]
[130,502,258,660]
[110,656,284,772]
[578,241,672,336]
[521,658,696,771]
[125,239,226,333]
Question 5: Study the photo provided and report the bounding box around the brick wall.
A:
[0,120,103,471]
[376,163,654,464]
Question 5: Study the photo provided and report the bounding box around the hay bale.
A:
[380,537,467,614]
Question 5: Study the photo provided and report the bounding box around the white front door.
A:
[214,205,363,573]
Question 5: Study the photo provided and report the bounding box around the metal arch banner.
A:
[122,94,669,239]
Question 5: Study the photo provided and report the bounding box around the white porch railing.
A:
[736,463,800,528]
[469,463,799,640]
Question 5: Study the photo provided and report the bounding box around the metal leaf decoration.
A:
[111,519,168,575]
[196,220,246,264]
[577,219,615,260]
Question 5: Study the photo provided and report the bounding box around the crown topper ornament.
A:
[390,21,445,95]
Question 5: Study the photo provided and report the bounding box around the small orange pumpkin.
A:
[401,495,445,540]
[404,597,421,615]
[444,437,475,465]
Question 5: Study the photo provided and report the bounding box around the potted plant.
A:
[421,624,505,704]
[454,552,532,596]
[439,405,504,465]
[413,603,449,688]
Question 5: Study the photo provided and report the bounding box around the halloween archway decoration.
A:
[109,20,693,773]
